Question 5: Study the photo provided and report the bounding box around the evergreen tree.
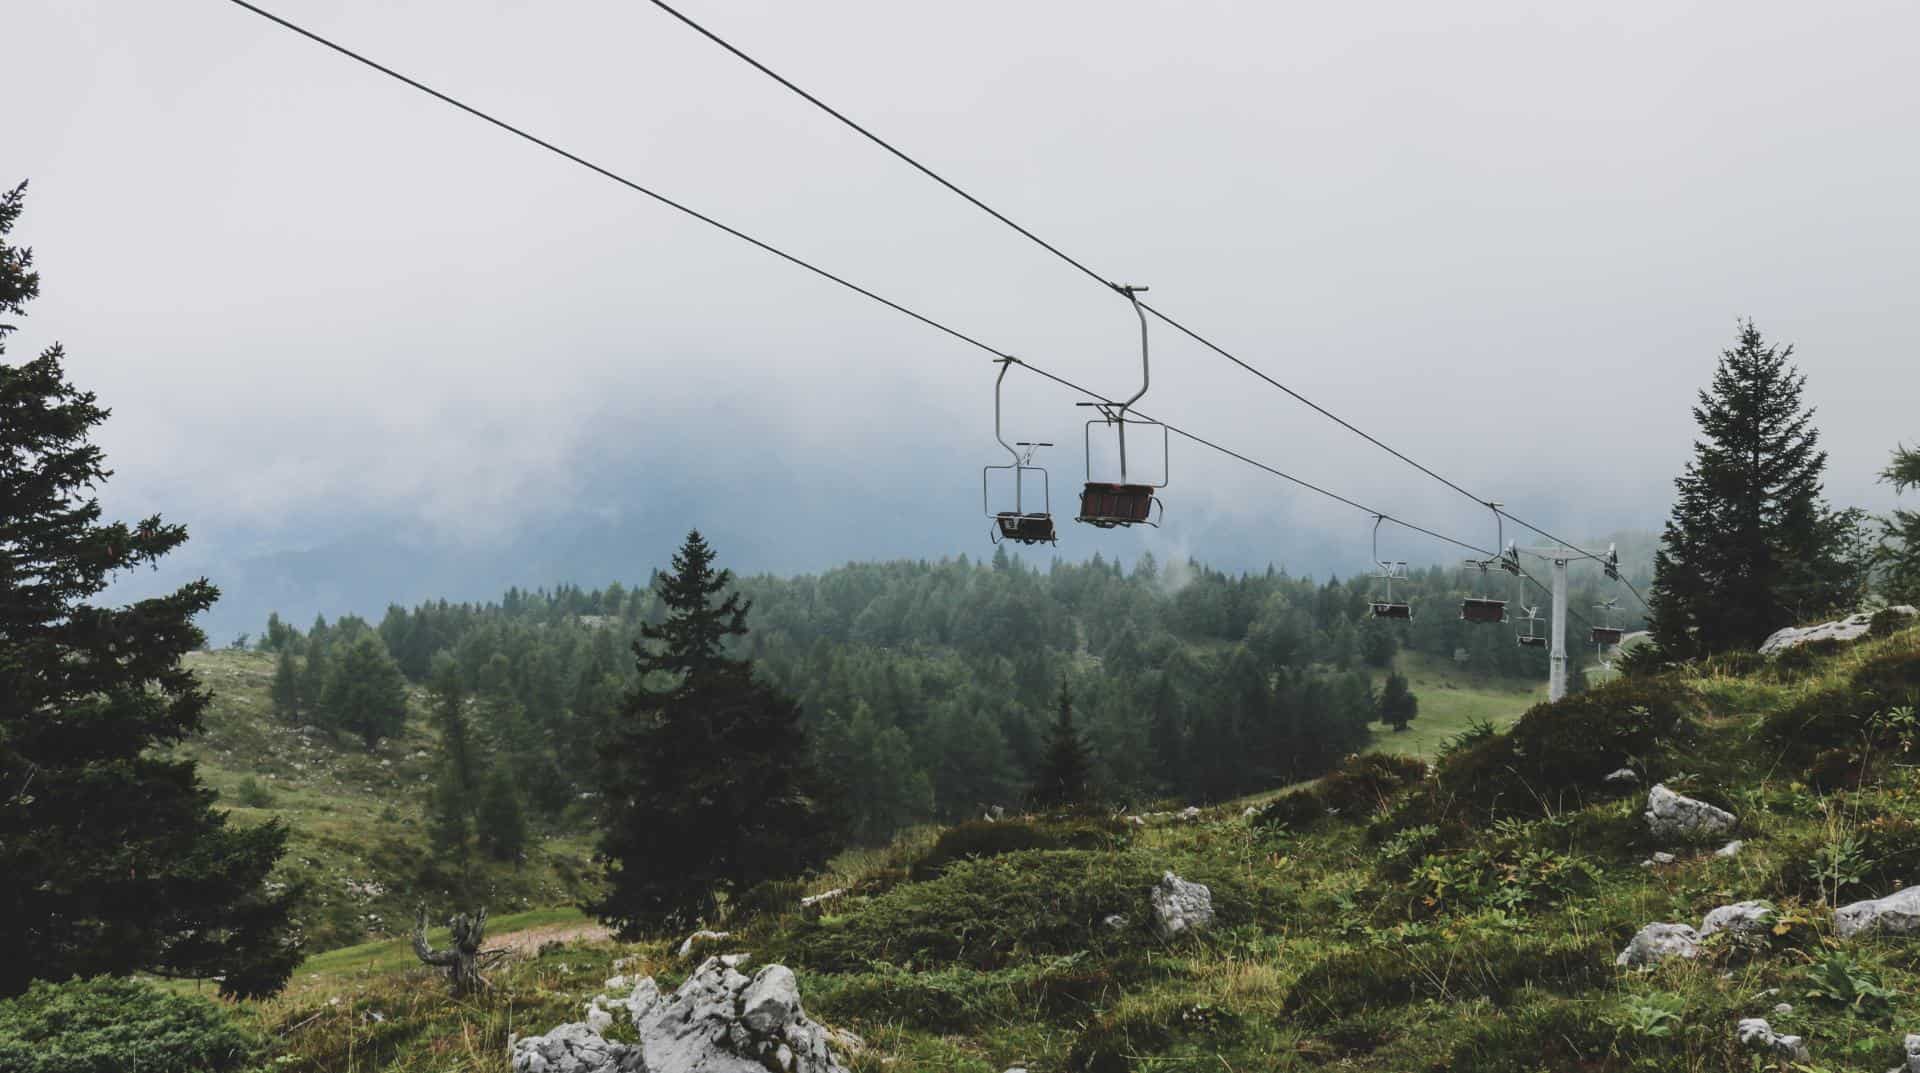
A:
[476,763,527,863]
[1030,681,1095,807]
[299,636,330,716]
[814,702,932,845]
[591,531,835,934]
[0,182,296,998]
[1649,321,1864,657]
[1378,671,1418,732]
[1880,443,1920,604]
[270,648,300,722]
[320,633,409,750]
[424,654,479,872]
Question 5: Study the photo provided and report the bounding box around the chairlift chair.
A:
[1076,285,1167,529]
[983,358,1057,546]
[1458,506,1517,624]
[1590,598,1625,648]
[1515,603,1547,648]
[1368,515,1414,620]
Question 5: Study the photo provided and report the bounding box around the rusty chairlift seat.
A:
[983,358,1058,546]
[1515,603,1547,647]
[1459,504,1520,624]
[1076,284,1167,529]
[1368,515,1414,620]
[1590,598,1626,647]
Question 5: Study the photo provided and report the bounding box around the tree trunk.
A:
[411,905,506,995]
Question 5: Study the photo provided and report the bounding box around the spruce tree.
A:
[476,763,527,863]
[1031,681,1095,807]
[320,632,409,750]
[1377,671,1418,732]
[0,181,296,997]
[1650,321,1865,657]
[1880,443,1920,604]
[270,647,300,722]
[591,530,835,934]
[424,654,479,873]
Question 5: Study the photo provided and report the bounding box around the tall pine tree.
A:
[0,181,297,997]
[1880,443,1920,604]
[1649,321,1865,657]
[1377,671,1418,732]
[590,531,835,935]
[1030,681,1095,807]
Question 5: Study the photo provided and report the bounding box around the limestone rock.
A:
[800,889,846,912]
[1616,923,1701,967]
[1736,1018,1808,1062]
[677,930,733,959]
[510,1022,645,1073]
[1102,914,1129,931]
[1902,1032,1920,1073]
[1178,806,1203,822]
[1700,900,1774,938]
[1759,606,1916,656]
[1645,784,1735,840]
[1835,886,1920,940]
[1715,839,1745,858]
[1150,871,1214,939]
[1605,767,1640,787]
[627,957,850,1073]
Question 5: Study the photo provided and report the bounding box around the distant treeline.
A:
[257,547,1629,843]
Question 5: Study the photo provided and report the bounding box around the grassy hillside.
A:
[223,618,1920,1072]
[1366,650,1546,757]
[179,650,602,951]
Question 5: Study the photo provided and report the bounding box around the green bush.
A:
[1257,752,1427,830]
[1868,608,1912,638]
[0,977,265,1073]
[1431,678,1693,820]
[908,816,1126,881]
[778,849,1247,971]
[232,775,275,808]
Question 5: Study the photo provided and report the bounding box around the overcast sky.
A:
[10,0,1919,620]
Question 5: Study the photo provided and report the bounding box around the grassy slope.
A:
[1368,650,1545,757]
[242,622,1920,1073]
[179,651,601,952]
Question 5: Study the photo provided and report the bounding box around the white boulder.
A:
[1736,1018,1808,1062]
[1616,923,1702,967]
[510,1022,644,1073]
[628,957,849,1073]
[1700,900,1774,939]
[1150,871,1215,939]
[1759,606,1916,655]
[1835,886,1920,940]
[1605,767,1640,787]
[677,930,732,959]
[1645,784,1736,840]
[1715,840,1745,858]
[1902,1033,1920,1073]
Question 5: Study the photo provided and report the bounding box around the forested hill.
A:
[261,548,1629,844]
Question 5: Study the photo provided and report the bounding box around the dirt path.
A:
[492,921,614,958]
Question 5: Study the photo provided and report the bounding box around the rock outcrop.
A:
[1759,606,1916,655]
[1901,1032,1920,1073]
[1644,784,1735,840]
[1700,900,1774,939]
[1835,886,1920,940]
[1736,1018,1808,1061]
[1150,871,1214,939]
[676,930,732,959]
[1616,923,1701,967]
[511,955,851,1073]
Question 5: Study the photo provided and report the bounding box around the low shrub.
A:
[1869,608,1913,638]
[0,977,265,1073]
[907,816,1124,881]
[1257,752,1427,830]
[231,775,275,808]
[1431,678,1693,820]
[1281,930,1614,1024]
[1851,645,1920,709]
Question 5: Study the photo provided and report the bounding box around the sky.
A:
[10,0,1919,636]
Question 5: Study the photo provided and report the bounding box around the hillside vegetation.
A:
[227,616,1920,1072]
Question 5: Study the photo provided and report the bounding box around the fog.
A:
[11,0,1919,636]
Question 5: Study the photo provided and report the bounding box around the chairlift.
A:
[1590,598,1625,648]
[1459,504,1517,624]
[1368,515,1413,620]
[1076,285,1166,528]
[1514,595,1547,648]
[982,357,1057,546]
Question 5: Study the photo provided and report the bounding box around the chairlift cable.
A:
[644,0,1647,602]
[217,0,1605,616]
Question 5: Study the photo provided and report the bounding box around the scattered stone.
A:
[622,956,851,1073]
[1736,1018,1808,1062]
[1646,851,1678,866]
[1645,784,1736,840]
[1715,840,1745,859]
[677,930,732,959]
[1901,1033,1920,1073]
[1759,606,1916,655]
[1616,923,1702,967]
[510,1022,644,1073]
[1102,914,1129,931]
[1125,815,1147,828]
[800,888,847,911]
[604,975,629,992]
[1835,886,1920,940]
[1178,806,1203,822]
[1700,900,1775,939]
[1150,871,1214,939]
[584,1002,613,1036]
[1242,805,1260,819]
[1605,767,1640,786]
[1773,1003,1794,1016]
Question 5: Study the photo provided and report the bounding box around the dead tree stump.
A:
[412,905,507,995]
